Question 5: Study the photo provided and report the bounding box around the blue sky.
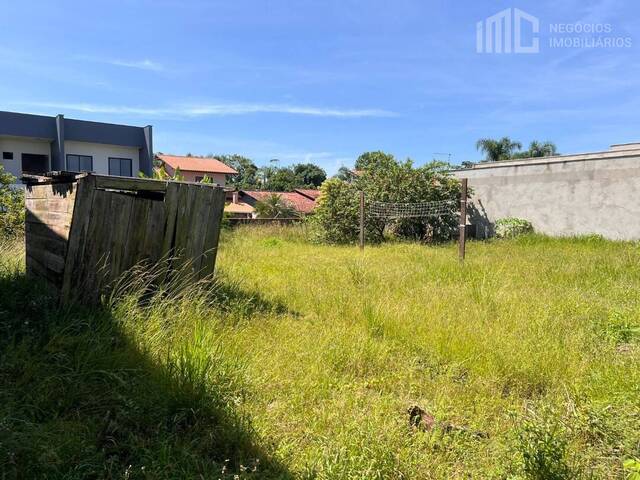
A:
[1,0,638,173]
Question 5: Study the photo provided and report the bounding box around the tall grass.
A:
[1,227,639,478]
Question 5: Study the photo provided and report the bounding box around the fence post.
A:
[459,178,468,262]
[359,191,365,251]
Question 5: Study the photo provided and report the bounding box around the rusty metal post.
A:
[459,178,468,262]
[359,191,365,251]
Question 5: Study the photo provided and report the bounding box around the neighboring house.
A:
[224,191,256,219]
[224,188,320,218]
[0,110,153,180]
[157,154,238,186]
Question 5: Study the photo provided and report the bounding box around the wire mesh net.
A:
[368,199,458,219]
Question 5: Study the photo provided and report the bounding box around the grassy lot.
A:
[1,227,639,478]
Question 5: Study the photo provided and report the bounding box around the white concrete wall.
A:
[610,143,640,152]
[64,141,140,176]
[0,136,51,178]
[452,153,640,240]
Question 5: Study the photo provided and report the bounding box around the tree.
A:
[143,162,187,181]
[335,166,355,181]
[476,137,522,162]
[528,141,558,157]
[0,166,24,238]
[254,194,298,218]
[313,152,461,244]
[355,151,396,171]
[293,163,326,187]
[263,167,299,191]
[511,141,559,159]
[217,154,260,189]
[311,179,360,243]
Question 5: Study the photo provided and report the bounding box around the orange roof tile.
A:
[294,188,321,200]
[241,190,317,214]
[157,154,238,174]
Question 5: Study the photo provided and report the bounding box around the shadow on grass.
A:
[206,273,298,320]
[0,270,293,479]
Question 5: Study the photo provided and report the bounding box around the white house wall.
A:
[64,141,140,176]
[0,136,51,178]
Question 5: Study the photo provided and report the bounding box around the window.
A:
[108,157,133,177]
[2,152,13,160]
[195,176,204,182]
[66,154,93,172]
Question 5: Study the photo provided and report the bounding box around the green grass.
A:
[1,228,639,478]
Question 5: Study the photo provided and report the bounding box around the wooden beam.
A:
[93,174,168,193]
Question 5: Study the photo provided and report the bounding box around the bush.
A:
[313,153,461,244]
[517,408,577,480]
[312,178,360,243]
[495,217,533,238]
[0,166,24,239]
[254,193,298,219]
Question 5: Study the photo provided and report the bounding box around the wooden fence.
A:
[227,217,303,226]
[25,173,226,304]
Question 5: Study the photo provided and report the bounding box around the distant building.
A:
[224,189,320,218]
[156,154,238,186]
[0,110,153,180]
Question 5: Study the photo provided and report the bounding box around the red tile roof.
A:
[157,154,238,174]
[241,190,317,214]
[294,188,321,200]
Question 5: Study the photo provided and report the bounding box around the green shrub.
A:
[624,458,640,480]
[517,408,576,480]
[495,217,533,238]
[0,166,24,239]
[313,153,461,244]
[311,178,361,243]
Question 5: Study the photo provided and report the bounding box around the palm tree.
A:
[476,137,522,162]
[254,194,298,218]
[528,141,558,157]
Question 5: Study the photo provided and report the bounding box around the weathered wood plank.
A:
[173,184,197,269]
[94,175,168,193]
[161,182,180,258]
[185,186,213,274]
[143,198,166,264]
[25,210,47,225]
[26,253,62,287]
[66,183,109,304]
[26,221,71,240]
[61,175,96,302]
[25,185,50,200]
[124,196,153,271]
[25,198,74,214]
[45,211,73,227]
[200,187,226,278]
[26,232,67,258]
[84,190,116,303]
[107,192,136,284]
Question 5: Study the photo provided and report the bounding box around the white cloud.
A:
[75,55,164,71]
[14,101,396,118]
[108,59,164,71]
